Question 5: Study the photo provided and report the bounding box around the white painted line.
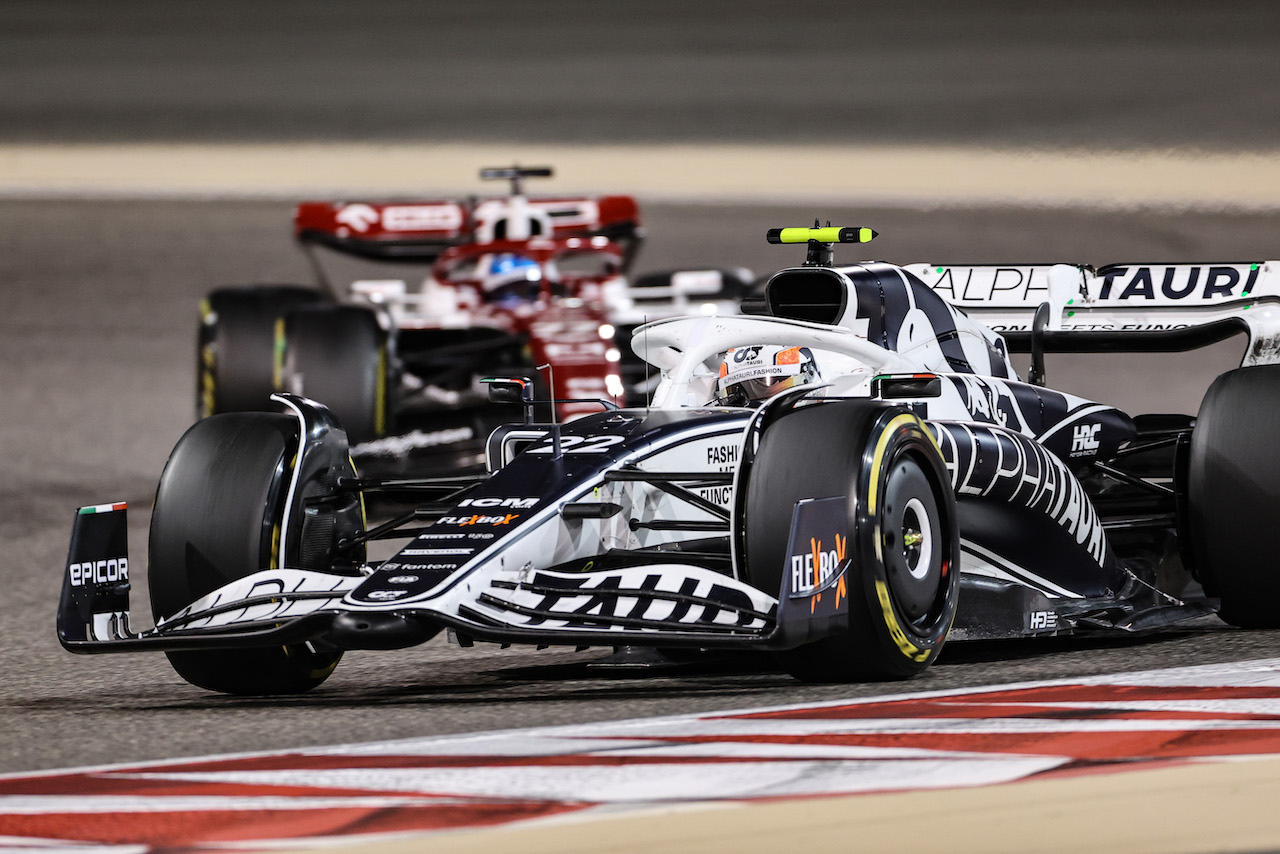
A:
[2,144,1280,209]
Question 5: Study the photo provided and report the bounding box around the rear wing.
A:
[906,261,1280,365]
[294,195,643,266]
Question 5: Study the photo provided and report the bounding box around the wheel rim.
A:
[900,496,935,580]
[881,456,944,624]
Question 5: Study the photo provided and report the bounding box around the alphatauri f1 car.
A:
[198,166,749,479]
[60,226,1280,693]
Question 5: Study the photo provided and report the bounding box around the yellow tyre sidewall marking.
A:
[876,579,931,662]
[867,412,934,662]
[866,412,923,515]
[272,316,286,391]
[199,343,217,418]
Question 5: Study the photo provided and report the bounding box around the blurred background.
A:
[5,0,1279,148]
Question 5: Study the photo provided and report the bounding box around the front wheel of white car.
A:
[148,412,354,695]
[741,401,959,682]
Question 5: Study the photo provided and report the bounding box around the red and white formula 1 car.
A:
[198,166,750,478]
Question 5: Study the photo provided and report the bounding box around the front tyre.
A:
[742,402,958,682]
[149,412,351,694]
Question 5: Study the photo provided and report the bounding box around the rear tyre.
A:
[1187,365,1280,628]
[149,412,357,694]
[197,285,327,417]
[742,402,958,682]
[280,305,392,446]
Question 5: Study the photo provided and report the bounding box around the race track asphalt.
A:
[3,197,1280,774]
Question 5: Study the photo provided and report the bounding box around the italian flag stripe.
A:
[77,502,127,515]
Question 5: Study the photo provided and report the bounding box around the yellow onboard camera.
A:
[768,225,877,266]
[766,226,877,245]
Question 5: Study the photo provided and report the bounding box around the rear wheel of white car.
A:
[149,413,347,695]
[280,305,391,446]
[742,402,958,682]
[1187,365,1280,628]
[197,285,327,417]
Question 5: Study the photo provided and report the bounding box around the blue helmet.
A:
[482,253,542,291]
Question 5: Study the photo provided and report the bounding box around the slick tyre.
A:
[197,285,327,417]
[149,413,343,695]
[280,305,391,446]
[742,402,958,682]
[1187,365,1280,628]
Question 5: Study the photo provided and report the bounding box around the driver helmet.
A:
[716,345,820,405]
[480,253,543,303]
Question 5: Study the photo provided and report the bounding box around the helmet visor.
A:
[729,373,803,401]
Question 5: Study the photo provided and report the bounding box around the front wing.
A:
[58,502,850,654]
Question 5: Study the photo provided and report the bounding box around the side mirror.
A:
[872,373,943,400]
[484,377,532,405]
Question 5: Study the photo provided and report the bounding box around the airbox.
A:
[764,267,850,325]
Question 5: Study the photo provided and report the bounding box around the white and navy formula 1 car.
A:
[59,226,1280,693]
